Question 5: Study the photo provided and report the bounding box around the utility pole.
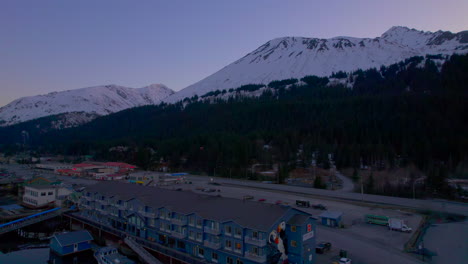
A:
[360,174,364,201]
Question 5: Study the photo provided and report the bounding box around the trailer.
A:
[388,218,412,232]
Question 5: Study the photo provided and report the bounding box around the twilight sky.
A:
[1,0,467,107]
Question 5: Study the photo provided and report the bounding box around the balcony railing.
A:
[245,252,267,263]
[139,211,157,218]
[244,236,267,247]
[97,199,109,205]
[171,231,187,239]
[171,218,187,226]
[203,240,221,250]
[115,204,126,210]
[100,210,109,216]
[203,226,221,235]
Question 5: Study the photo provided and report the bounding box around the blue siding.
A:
[81,195,317,264]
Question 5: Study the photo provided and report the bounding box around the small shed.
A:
[319,211,343,227]
[50,230,93,256]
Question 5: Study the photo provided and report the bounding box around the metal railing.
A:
[171,218,187,226]
[244,236,267,247]
[124,237,163,264]
[203,226,221,235]
[245,252,267,263]
[0,207,64,235]
[65,213,209,264]
[203,240,221,250]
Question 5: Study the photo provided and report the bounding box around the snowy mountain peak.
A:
[0,84,174,127]
[165,26,467,103]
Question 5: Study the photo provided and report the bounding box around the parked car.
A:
[258,198,266,202]
[315,242,332,254]
[243,195,254,200]
[312,204,327,210]
[339,257,352,264]
[295,200,310,207]
[275,200,282,205]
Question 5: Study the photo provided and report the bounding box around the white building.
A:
[35,163,72,172]
[23,185,72,208]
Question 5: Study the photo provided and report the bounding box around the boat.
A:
[94,247,135,264]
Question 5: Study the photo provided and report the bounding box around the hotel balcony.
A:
[115,204,126,210]
[100,210,109,216]
[171,218,187,226]
[139,211,157,218]
[244,236,267,247]
[170,230,187,239]
[203,240,221,250]
[203,227,221,235]
[245,252,267,263]
[97,199,109,205]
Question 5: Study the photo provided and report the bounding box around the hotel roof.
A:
[86,181,302,231]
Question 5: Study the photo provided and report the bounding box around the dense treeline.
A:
[1,54,467,197]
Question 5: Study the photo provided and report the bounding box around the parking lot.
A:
[162,176,425,264]
[0,165,435,264]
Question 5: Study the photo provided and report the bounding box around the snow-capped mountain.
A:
[165,26,467,103]
[0,84,174,126]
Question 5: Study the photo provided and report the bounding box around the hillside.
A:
[165,26,467,103]
[0,84,174,127]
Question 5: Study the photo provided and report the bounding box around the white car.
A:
[339,258,352,264]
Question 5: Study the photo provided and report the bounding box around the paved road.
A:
[188,175,468,216]
[335,171,354,192]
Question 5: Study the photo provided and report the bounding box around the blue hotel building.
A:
[76,182,316,264]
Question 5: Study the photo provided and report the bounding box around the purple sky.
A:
[1,0,467,107]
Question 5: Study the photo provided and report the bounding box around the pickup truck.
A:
[312,204,327,210]
[315,242,332,254]
[296,200,310,207]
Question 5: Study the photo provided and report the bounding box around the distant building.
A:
[50,230,93,256]
[22,185,73,208]
[318,211,343,228]
[75,182,317,264]
[35,163,72,172]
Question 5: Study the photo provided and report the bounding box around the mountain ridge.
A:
[164,26,468,103]
[0,84,174,127]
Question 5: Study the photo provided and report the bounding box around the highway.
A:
[188,175,468,217]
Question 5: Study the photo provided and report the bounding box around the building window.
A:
[189,216,195,226]
[252,246,259,255]
[198,247,204,257]
[196,232,203,242]
[196,219,202,228]
[236,260,243,264]
[212,252,218,262]
[225,240,232,249]
[41,192,46,196]
[227,257,233,264]
[225,226,232,235]
[47,192,53,195]
[235,242,242,252]
[235,228,242,237]
[189,230,195,240]
[177,241,185,249]
[252,231,258,238]
[291,240,297,247]
[291,226,297,232]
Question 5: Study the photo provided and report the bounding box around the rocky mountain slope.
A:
[0,84,173,127]
[165,26,467,103]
